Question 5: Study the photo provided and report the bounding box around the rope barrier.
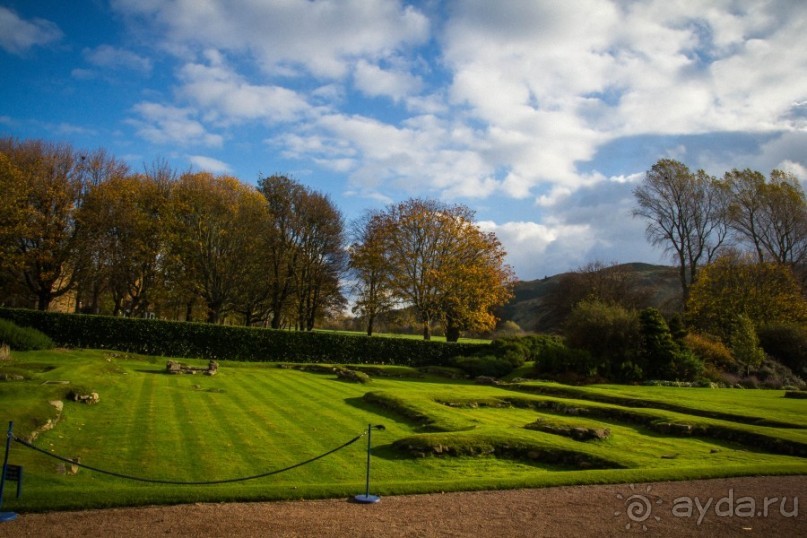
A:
[11,431,365,486]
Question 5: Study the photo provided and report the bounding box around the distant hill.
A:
[500,263,682,333]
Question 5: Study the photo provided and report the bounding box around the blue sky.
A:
[2,0,806,281]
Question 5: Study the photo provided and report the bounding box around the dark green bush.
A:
[453,355,515,378]
[758,323,807,376]
[564,300,641,377]
[533,339,596,377]
[0,318,53,350]
[0,308,485,366]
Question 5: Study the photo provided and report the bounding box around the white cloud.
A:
[111,0,430,78]
[478,219,596,279]
[177,55,312,124]
[188,155,231,174]
[84,44,152,73]
[0,7,62,54]
[128,102,223,147]
[438,0,807,206]
[353,59,422,102]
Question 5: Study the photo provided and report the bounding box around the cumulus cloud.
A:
[177,54,312,124]
[128,102,223,147]
[188,155,231,174]
[353,59,422,102]
[84,44,152,73]
[0,7,62,54]
[111,0,430,78]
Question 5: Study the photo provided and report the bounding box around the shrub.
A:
[533,339,597,377]
[453,355,515,378]
[683,333,737,371]
[493,321,525,338]
[758,323,807,376]
[564,300,640,378]
[730,314,765,370]
[0,318,53,351]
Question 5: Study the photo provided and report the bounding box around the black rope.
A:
[11,432,364,485]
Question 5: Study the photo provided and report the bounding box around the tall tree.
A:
[377,198,514,341]
[75,174,165,316]
[165,172,267,323]
[633,159,728,305]
[291,191,346,331]
[0,138,88,310]
[349,211,395,336]
[257,174,306,329]
[726,168,807,267]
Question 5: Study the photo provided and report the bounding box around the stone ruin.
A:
[166,359,218,376]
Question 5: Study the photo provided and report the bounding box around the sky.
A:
[1,0,806,282]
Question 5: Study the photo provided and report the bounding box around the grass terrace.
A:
[1,349,806,512]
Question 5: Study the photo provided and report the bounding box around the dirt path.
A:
[1,476,805,537]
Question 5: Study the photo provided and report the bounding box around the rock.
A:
[475,376,499,385]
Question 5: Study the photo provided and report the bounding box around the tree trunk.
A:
[37,291,50,311]
[422,319,431,340]
[366,314,375,337]
[445,323,461,343]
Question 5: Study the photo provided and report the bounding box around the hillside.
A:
[500,263,681,333]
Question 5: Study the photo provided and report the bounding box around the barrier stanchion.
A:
[354,424,384,504]
[0,421,17,522]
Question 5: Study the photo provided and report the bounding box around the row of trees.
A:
[0,137,515,339]
[0,137,347,328]
[633,158,807,303]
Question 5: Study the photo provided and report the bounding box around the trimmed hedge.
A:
[0,318,54,350]
[0,308,486,366]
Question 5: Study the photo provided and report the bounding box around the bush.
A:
[0,318,53,351]
[564,300,640,378]
[683,333,737,371]
[0,308,485,366]
[453,355,515,378]
[730,314,765,369]
[533,339,597,377]
[758,323,807,376]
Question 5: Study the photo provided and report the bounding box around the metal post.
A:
[353,423,380,504]
[0,421,17,522]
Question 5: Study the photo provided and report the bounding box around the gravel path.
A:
[1,476,805,537]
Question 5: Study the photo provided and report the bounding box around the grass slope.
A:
[1,349,806,512]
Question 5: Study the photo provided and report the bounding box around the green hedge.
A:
[0,308,486,366]
[0,318,54,350]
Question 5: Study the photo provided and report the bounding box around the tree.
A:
[633,159,729,305]
[686,252,807,342]
[75,174,165,316]
[290,191,346,331]
[256,174,306,329]
[164,172,268,324]
[0,138,88,310]
[376,198,514,341]
[349,211,395,336]
[726,168,807,266]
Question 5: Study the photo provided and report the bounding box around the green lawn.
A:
[1,349,806,512]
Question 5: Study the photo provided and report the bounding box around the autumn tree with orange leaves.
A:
[353,198,515,341]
